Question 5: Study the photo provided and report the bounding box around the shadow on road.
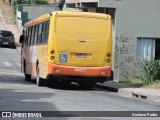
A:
[0,74,76,119]
[29,78,101,91]
[0,45,16,49]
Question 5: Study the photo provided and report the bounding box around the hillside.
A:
[0,0,14,24]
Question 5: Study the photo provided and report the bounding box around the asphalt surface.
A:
[0,47,160,120]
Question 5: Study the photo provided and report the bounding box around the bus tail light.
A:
[106,58,111,63]
[50,56,55,60]
[107,53,111,57]
[52,68,60,73]
[100,71,106,75]
[100,70,108,75]
[106,53,111,63]
[50,50,55,55]
[50,50,55,60]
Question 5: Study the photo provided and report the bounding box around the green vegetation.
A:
[139,59,160,84]
[13,0,48,4]
[119,79,143,87]
[119,79,160,88]
[144,80,160,89]
[34,0,48,4]
[120,59,160,88]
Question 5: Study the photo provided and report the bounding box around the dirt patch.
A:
[0,0,21,43]
[0,0,15,24]
[144,82,160,89]
[119,79,160,90]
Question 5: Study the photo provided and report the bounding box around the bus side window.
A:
[28,26,30,46]
[38,23,42,45]
[23,29,26,47]
[37,24,39,45]
[26,27,29,46]
[31,25,35,45]
[40,20,50,45]
[42,21,47,44]
[34,24,38,45]
[41,23,44,44]
[27,27,30,46]
[45,20,50,44]
[27,27,29,46]
[28,27,32,46]
[36,24,39,45]
[31,26,33,45]
[24,28,28,46]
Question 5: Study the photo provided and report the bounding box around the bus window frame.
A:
[34,24,38,45]
[38,23,43,45]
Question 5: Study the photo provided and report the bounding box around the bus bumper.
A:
[48,63,111,77]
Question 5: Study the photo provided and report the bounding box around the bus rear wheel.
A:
[36,64,45,86]
[25,74,31,81]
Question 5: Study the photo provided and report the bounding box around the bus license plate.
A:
[76,53,86,58]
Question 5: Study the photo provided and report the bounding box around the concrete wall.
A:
[114,0,160,81]
[23,5,59,20]
[66,0,80,3]
[16,4,60,33]
[65,0,160,81]
[50,0,65,4]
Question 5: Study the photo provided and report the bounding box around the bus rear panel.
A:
[47,12,112,84]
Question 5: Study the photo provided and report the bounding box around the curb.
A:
[119,88,160,103]
[97,83,119,92]
[96,82,130,92]
[97,82,160,103]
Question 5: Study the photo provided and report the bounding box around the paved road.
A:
[0,48,160,120]
[0,3,159,120]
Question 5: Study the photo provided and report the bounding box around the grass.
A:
[119,79,160,89]
[119,79,143,88]
[144,80,160,89]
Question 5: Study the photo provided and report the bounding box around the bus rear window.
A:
[56,17,108,36]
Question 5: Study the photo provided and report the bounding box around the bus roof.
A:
[24,11,111,27]
[24,13,51,27]
[52,11,110,20]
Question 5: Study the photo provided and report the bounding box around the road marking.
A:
[0,74,8,80]
[3,62,12,67]
[0,71,23,76]
[16,63,21,67]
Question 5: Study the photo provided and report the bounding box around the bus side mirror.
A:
[19,35,24,43]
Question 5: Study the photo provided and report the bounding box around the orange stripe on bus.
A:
[32,18,39,24]
[48,63,111,77]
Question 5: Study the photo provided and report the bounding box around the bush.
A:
[140,58,160,84]
[34,0,48,4]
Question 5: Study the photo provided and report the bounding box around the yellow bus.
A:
[19,11,112,88]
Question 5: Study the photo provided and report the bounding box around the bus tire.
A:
[24,62,31,81]
[25,74,31,81]
[46,78,53,87]
[36,64,45,86]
